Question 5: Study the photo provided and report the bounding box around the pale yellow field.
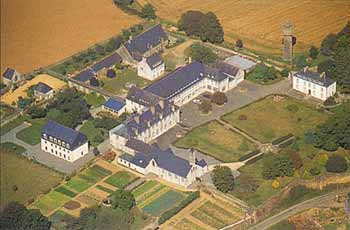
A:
[141,0,350,54]
[1,74,66,105]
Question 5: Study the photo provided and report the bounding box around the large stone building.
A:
[137,53,165,80]
[41,120,89,162]
[292,67,336,101]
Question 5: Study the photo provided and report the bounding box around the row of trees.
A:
[113,0,156,20]
[178,11,224,44]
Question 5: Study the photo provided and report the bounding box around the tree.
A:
[320,33,338,56]
[211,166,235,193]
[0,202,51,230]
[28,106,47,119]
[140,4,156,20]
[17,97,33,109]
[200,12,224,43]
[211,92,227,105]
[317,59,335,78]
[188,43,218,64]
[332,35,350,93]
[0,82,6,90]
[281,68,290,78]
[111,190,136,211]
[325,155,348,173]
[294,55,307,70]
[247,64,277,82]
[236,39,243,48]
[337,21,350,38]
[287,151,303,169]
[309,46,319,59]
[178,11,205,37]
[198,100,212,114]
[262,154,294,179]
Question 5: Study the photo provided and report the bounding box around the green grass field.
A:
[65,177,92,193]
[33,191,71,215]
[0,150,62,209]
[0,115,26,136]
[16,119,47,145]
[54,186,77,198]
[222,96,328,143]
[0,142,26,154]
[142,190,185,216]
[78,165,112,183]
[104,171,138,189]
[132,181,158,198]
[84,92,106,107]
[101,69,151,96]
[175,121,256,162]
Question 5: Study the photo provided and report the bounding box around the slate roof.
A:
[205,66,229,82]
[2,68,15,80]
[295,69,335,87]
[73,68,96,82]
[126,86,161,107]
[145,61,205,100]
[225,55,257,70]
[125,24,168,61]
[145,53,163,70]
[42,120,87,150]
[91,53,122,72]
[35,82,53,94]
[103,98,125,112]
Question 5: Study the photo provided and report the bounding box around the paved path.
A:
[1,123,94,174]
[248,188,350,230]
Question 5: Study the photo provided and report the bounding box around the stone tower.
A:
[282,22,295,61]
[189,148,196,165]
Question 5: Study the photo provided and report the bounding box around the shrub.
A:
[271,180,280,189]
[262,154,294,179]
[281,68,290,78]
[272,133,294,145]
[28,106,47,119]
[325,155,348,173]
[111,189,136,211]
[238,150,260,161]
[198,100,212,114]
[140,3,156,20]
[238,114,247,120]
[235,39,243,48]
[309,166,321,176]
[211,92,227,105]
[309,46,319,59]
[211,166,235,193]
[323,96,337,106]
[189,43,218,64]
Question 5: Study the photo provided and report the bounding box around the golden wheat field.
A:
[140,0,350,55]
[0,0,141,75]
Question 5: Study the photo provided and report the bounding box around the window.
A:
[43,134,47,139]
[59,153,62,157]
[81,152,84,156]
[64,154,66,159]
[66,144,70,149]
[49,136,53,141]
[54,138,57,143]
[68,156,70,160]
[45,141,47,144]
[45,146,47,150]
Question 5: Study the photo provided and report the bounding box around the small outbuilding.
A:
[34,82,54,100]
[2,68,22,85]
[102,98,126,115]
[224,55,257,73]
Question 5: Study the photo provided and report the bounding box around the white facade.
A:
[34,90,54,101]
[41,138,89,162]
[137,58,165,81]
[102,104,126,116]
[292,73,336,101]
[125,99,146,114]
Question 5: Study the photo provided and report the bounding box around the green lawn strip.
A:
[84,93,106,107]
[95,185,115,194]
[65,177,92,193]
[16,119,47,145]
[0,116,26,136]
[142,190,185,216]
[33,191,71,215]
[90,165,112,176]
[104,171,138,189]
[199,201,236,222]
[178,218,206,230]
[79,120,105,147]
[54,186,77,198]
[0,142,26,154]
[191,209,225,229]
[132,180,158,198]
[79,166,110,184]
[137,184,166,206]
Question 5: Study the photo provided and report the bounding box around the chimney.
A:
[129,35,133,41]
[147,120,151,127]
[150,106,155,114]
[134,116,140,124]
[189,148,196,165]
[159,100,165,109]
[320,72,326,80]
[188,56,192,63]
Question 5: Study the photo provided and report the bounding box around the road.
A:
[248,188,350,230]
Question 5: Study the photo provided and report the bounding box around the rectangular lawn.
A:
[222,96,328,143]
[16,119,47,145]
[132,180,158,198]
[65,177,92,193]
[175,121,256,162]
[33,191,71,215]
[104,171,138,189]
[142,190,185,216]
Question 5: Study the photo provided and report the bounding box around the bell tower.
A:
[282,22,295,61]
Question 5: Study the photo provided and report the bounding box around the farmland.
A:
[141,0,350,54]
[0,0,141,75]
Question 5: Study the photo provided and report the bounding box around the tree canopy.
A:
[211,166,235,193]
[188,43,218,64]
[309,46,319,59]
[262,154,294,180]
[325,155,348,173]
[247,64,278,82]
[111,189,136,211]
[140,3,156,20]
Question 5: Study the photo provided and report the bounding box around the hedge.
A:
[245,153,264,165]
[271,133,294,145]
[158,191,200,224]
[238,150,261,161]
[278,138,295,148]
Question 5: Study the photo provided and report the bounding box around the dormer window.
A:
[49,136,53,141]
[62,142,65,147]
[58,140,61,145]
[54,138,57,143]
[43,134,47,139]
[66,144,70,149]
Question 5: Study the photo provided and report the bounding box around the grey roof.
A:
[126,86,161,107]
[125,24,168,61]
[35,82,53,94]
[73,68,96,82]
[91,53,122,72]
[295,69,335,87]
[2,68,15,80]
[125,138,156,155]
[205,66,229,82]
[145,61,205,100]
[42,120,87,150]
[103,98,125,112]
[145,53,163,70]
[225,55,257,70]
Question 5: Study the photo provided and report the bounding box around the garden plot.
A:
[104,171,138,189]
[32,191,71,216]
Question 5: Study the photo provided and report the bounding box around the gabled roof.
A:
[145,53,163,70]
[205,61,240,82]
[225,55,257,70]
[91,53,122,72]
[295,69,335,87]
[145,61,205,100]
[103,98,125,112]
[126,86,161,107]
[125,24,168,61]
[42,120,87,150]
[35,82,53,94]
[2,68,15,80]
[73,68,96,82]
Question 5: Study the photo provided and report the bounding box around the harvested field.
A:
[1,74,66,105]
[1,0,141,75]
[141,0,350,54]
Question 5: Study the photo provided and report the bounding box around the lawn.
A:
[175,121,256,162]
[32,191,71,215]
[0,103,16,120]
[0,149,62,209]
[142,190,185,216]
[101,68,151,96]
[0,115,26,136]
[132,180,158,198]
[0,142,26,154]
[84,92,106,107]
[104,171,138,189]
[65,177,92,193]
[78,165,112,183]
[222,95,328,143]
[54,186,77,198]
[79,120,106,147]
[16,118,47,145]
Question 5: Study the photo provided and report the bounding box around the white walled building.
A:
[102,98,126,116]
[34,82,54,100]
[292,68,336,101]
[125,86,162,114]
[137,54,165,80]
[41,120,89,162]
